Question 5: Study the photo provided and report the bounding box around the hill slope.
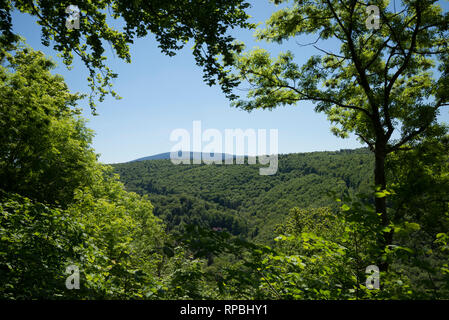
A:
[113,148,374,242]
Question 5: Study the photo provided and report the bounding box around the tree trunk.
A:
[374,143,392,272]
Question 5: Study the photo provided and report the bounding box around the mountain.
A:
[113,148,373,243]
[131,151,235,162]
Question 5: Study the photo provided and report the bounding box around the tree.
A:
[227,0,449,271]
[66,165,166,299]
[0,43,169,299]
[386,135,449,297]
[0,0,254,111]
[0,42,97,207]
[0,190,90,299]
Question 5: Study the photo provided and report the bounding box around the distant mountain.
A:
[131,151,236,162]
[132,152,172,161]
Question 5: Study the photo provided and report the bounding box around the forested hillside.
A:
[113,149,373,242]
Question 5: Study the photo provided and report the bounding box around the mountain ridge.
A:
[131,151,236,162]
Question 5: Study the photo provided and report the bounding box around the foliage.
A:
[65,165,166,299]
[0,43,97,207]
[0,44,170,299]
[0,190,88,299]
[386,134,449,298]
[178,202,417,300]
[113,149,373,242]
[0,169,170,299]
[229,0,448,148]
[225,0,449,270]
[0,0,254,111]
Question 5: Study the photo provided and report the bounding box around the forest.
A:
[113,150,374,243]
[1,0,449,301]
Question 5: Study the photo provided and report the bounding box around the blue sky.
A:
[11,1,449,164]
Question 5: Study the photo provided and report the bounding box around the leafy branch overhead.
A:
[0,0,254,112]
[229,0,449,153]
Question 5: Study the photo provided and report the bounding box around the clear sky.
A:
[10,1,449,164]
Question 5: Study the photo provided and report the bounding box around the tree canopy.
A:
[0,43,169,299]
[0,42,96,206]
[0,0,254,111]
[226,0,449,270]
